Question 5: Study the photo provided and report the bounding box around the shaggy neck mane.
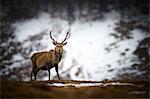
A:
[54,51,62,62]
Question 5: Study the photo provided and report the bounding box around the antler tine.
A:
[62,30,70,43]
[50,30,57,43]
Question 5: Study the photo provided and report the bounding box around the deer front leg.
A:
[48,69,50,81]
[55,65,60,80]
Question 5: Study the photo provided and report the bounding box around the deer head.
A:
[50,30,70,54]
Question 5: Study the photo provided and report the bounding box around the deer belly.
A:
[40,62,55,70]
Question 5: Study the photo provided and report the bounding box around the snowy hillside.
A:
[9,10,148,81]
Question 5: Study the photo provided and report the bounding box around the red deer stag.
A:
[31,30,70,80]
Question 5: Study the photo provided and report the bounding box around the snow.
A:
[129,91,146,95]
[13,13,51,42]
[12,11,148,81]
[12,54,24,62]
[47,82,133,88]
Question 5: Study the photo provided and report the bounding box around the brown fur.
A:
[32,50,62,69]
[31,30,70,81]
[31,49,63,80]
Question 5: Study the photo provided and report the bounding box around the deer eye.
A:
[63,42,67,45]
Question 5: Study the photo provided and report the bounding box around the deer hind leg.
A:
[31,66,36,80]
[31,69,33,80]
[55,65,60,80]
[33,68,40,80]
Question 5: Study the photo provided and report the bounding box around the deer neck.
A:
[54,51,62,62]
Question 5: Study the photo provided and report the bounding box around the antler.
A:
[61,30,70,43]
[50,30,57,43]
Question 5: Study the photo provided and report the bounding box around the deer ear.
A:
[53,42,57,45]
[63,42,67,45]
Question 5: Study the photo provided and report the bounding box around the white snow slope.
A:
[12,11,147,81]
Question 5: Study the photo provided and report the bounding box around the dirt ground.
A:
[1,78,149,98]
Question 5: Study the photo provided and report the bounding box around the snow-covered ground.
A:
[12,10,148,81]
[47,82,134,88]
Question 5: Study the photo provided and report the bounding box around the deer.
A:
[31,30,70,80]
